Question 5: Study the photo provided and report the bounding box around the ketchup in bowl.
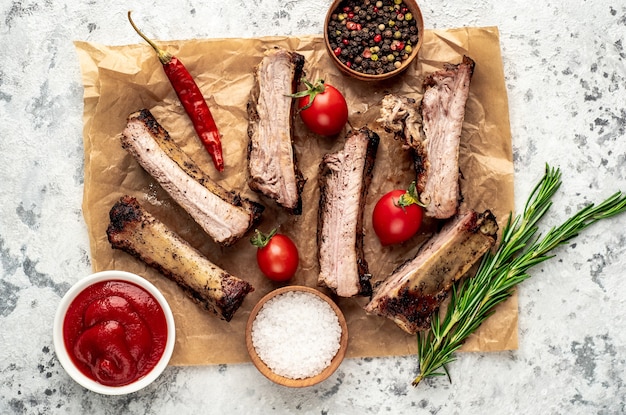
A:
[54,271,175,394]
[63,280,168,386]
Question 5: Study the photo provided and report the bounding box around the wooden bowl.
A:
[245,286,349,388]
[324,0,425,81]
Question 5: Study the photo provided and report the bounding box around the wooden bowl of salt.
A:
[245,286,349,388]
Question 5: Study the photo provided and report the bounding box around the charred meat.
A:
[378,56,475,219]
[247,47,306,214]
[317,128,380,297]
[364,209,497,334]
[121,109,264,246]
[107,196,254,321]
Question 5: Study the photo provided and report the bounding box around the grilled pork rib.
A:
[121,109,264,246]
[247,47,306,214]
[378,94,422,150]
[378,56,475,219]
[107,196,254,321]
[364,209,497,334]
[317,128,380,297]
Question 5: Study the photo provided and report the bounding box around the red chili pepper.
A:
[127,11,224,172]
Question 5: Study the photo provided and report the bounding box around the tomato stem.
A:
[250,229,277,249]
[288,78,326,112]
[395,181,426,209]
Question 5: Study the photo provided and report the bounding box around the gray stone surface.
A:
[1,1,625,413]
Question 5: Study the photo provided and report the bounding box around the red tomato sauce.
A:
[63,280,168,387]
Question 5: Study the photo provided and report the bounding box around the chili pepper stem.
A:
[126,11,225,172]
[128,11,172,65]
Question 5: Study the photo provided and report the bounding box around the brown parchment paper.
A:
[75,26,517,366]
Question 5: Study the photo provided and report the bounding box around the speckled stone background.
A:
[1,1,625,414]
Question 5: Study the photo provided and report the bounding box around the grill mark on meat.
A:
[378,55,475,219]
[121,109,264,246]
[247,47,306,214]
[317,128,379,297]
[364,209,497,334]
[106,195,254,322]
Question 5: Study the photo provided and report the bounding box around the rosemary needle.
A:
[413,164,626,387]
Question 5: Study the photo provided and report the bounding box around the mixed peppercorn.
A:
[327,0,420,76]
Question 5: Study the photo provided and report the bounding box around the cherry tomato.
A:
[250,229,299,282]
[291,78,348,136]
[372,182,424,246]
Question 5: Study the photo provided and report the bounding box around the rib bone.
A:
[364,209,497,333]
[106,195,254,321]
[121,109,264,246]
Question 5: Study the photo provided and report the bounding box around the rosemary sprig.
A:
[413,164,626,387]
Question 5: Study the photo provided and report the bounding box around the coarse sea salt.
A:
[251,290,342,380]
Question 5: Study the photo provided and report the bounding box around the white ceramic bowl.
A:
[53,270,175,395]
